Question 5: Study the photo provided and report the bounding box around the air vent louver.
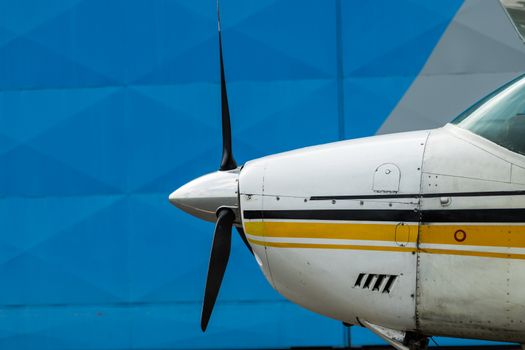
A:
[353,273,398,294]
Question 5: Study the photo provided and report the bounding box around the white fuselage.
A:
[239,124,525,342]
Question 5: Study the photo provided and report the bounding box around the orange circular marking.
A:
[454,229,466,242]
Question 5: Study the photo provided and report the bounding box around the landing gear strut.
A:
[360,319,428,350]
[404,332,429,350]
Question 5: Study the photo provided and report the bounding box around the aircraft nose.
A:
[168,187,185,207]
[169,170,239,222]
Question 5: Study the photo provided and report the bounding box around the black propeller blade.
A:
[236,226,253,255]
[200,1,254,332]
[201,209,234,331]
[218,4,237,171]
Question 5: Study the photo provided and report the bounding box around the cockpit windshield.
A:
[452,74,525,156]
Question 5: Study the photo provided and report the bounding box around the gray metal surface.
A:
[378,0,525,134]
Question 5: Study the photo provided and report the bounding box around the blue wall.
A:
[0,0,471,349]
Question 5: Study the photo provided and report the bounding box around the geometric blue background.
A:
[0,0,493,348]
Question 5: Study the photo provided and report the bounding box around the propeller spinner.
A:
[169,1,251,332]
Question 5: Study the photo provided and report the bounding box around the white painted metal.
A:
[170,76,525,345]
[237,160,276,288]
[417,124,525,341]
[240,131,428,331]
[168,169,239,222]
[373,163,401,193]
[236,123,525,342]
[258,130,428,198]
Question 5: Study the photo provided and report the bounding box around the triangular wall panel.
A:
[0,0,465,349]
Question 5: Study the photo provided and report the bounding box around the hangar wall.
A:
[0,0,516,349]
[379,0,525,134]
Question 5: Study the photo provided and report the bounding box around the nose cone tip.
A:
[168,188,181,206]
[168,171,239,222]
[168,184,192,212]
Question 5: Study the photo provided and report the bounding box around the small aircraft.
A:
[169,4,525,350]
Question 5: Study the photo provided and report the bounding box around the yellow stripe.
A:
[248,239,525,260]
[246,221,525,248]
[419,225,525,248]
[244,221,418,242]
[247,238,415,253]
[245,221,525,260]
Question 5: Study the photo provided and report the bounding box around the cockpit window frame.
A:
[451,73,525,157]
[500,0,525,44]
[452,73,525,125]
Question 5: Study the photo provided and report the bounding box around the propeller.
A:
[199,1,251,332]
[218,1,236,171]
[201,208,234,331]
[236,226,253,255]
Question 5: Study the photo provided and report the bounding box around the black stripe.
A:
[423,190,525,198]
[243,208,525,223]
[422,208,525,223]
[310,190,525,201]
[310,194,418,200]
[243,209,419,222]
